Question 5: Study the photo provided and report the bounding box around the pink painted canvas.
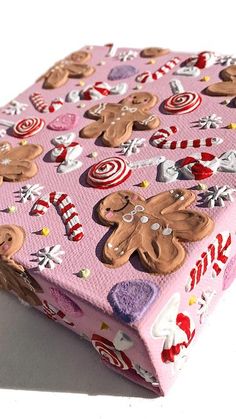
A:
[0,45,236,396]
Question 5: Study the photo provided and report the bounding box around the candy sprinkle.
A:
[188,295,197,305]
[19,139,28,146]
[7,205,17,213]
[88,151,98,158]
[196,183,208,191]
[200,76,210,82]
[228,123,236,129]
[78,268,91,279]
[41,227,50,236]
[140,180,150,188]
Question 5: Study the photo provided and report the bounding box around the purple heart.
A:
[108,65,138,81]
[48,113,78,131]
[107,280,158,323]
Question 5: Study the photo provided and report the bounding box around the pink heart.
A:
[48,113,78,131]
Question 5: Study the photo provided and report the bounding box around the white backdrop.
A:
[0,1,236,417]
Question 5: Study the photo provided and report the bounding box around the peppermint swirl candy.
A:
[163,92,202,115]
[87,156,131,189]
[91,334,132,370]
[13,117,45,138]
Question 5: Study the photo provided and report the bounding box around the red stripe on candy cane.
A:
[136,57,180,83]
[31,192,84,242]
[185,231,232,292]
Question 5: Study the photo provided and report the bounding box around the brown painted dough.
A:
[0,141,43,186]
[38,50,95,89]
[98,189,214,274]
[0,224,43,306]
[205,65,236,96]
[140,47,170,58]
[80,92,160,148]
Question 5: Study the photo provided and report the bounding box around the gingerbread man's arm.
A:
[145,189,195,218]
[103,223,138,268]
[80,103,121,139]
[133,110,160,130]
[205,81,236,96]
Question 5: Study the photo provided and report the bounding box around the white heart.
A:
[113,330,133,351]
[66,90,81,103]
[174,66,200,77]
[157,159,179,182]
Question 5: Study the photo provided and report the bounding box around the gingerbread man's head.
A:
[0,225,25,259]
[120,92,158,109]
[140,47,170,58]
[99,191,146,225]
[205,65,236,96]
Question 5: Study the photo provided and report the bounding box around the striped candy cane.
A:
[153,137,223,150]
[185,231,232,292]
[32,192,84,242]
[136,57,180,83]
[30,92,64,113]
[42,300,74,326]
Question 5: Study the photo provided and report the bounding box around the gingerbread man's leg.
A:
[104,121,134,147]
[103,224,138,268]
[80,120,108,139]
[138,232,186,274]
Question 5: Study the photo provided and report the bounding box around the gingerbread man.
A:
[38,50,95,89]
[0,141,43,186]
[80,92,160,147]
[140,47,170,58]
[205,65,236,96]
[97,189,214,274]
[0,224,43,306]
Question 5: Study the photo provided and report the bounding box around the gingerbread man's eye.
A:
[125,195,129,199]
[106,207,111,211]
[133,96,137,99]
[144,98,148,102]
[8,237,12,242]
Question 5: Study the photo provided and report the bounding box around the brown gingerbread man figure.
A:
[140,47,170,58]
[97,189,214,274]
[80,92,160,147]
[0,141,43,186]
[38,50,95,89]
[0,224,43,306]
[205,65,236,96]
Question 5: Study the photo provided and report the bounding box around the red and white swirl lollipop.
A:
[91,334,132,370]
[87,155,165,189]
[13,117,45,138]
[163,79,202,115]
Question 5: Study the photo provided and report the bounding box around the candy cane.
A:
[42,300,74,326]
[153,137,223,150]
[32,192,84,242]
[30,92,64,113]
[105,43,117,57]
[136,57,180,83]
[185,231,232,292]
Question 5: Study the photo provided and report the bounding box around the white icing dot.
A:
[140,216,149,224]
[151,223,160,231]
[162,227,173,236]
[111,121,115,125]
[107,243,113,248]
[121,112,126,116]
[179,196,184,201]
[120,251,124,255]
[116,117,121,121]
[114,247,119,251]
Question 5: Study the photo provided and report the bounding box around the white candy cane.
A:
[128,155,166,169]
[105,43,117,57]
[185,231,232,292]
[136,57,180,83]
[30,92,64,113]
[32,192,84,242]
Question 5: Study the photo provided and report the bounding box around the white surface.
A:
[1,0,236,417]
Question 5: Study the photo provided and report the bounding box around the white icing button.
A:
[114,247,119,251]
[116,117,121,121]
[140,216,149,224]
[151,223,160,231]
[107,243,113,248]
[162,227,173,236]
[111,121,115,125]
[120,251,124,255]
[179,196,185,201]
[121,112,126,116]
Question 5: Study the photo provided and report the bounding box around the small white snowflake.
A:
[202,185,236,208]
[0,129,6,138]
[197,114,222,129]
[0,158,11,165]
[133,364,159,385]
[19,184,44,203]
[118,50,138,62]
[36,244,65,271]
[197,289,216,323]
[120,137,145,157]
[216,55,236,66]
[3,100,28,116]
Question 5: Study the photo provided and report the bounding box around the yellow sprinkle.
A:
[147,59,156,65]
[88,151,98,158]
[188,295,197,306]
[134,84,142,90]
[228,123,236,129]
[196,183,208,191]
[78,103,86,108]
[97,61,106,66]
[7,206,17,213]
[140,180,150,188]
[41,227,50,237]
[200,76,210,82]
[78,268,91,279]
[76,80,85,87]
[19,140,28,146]
[100,322,109,330]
